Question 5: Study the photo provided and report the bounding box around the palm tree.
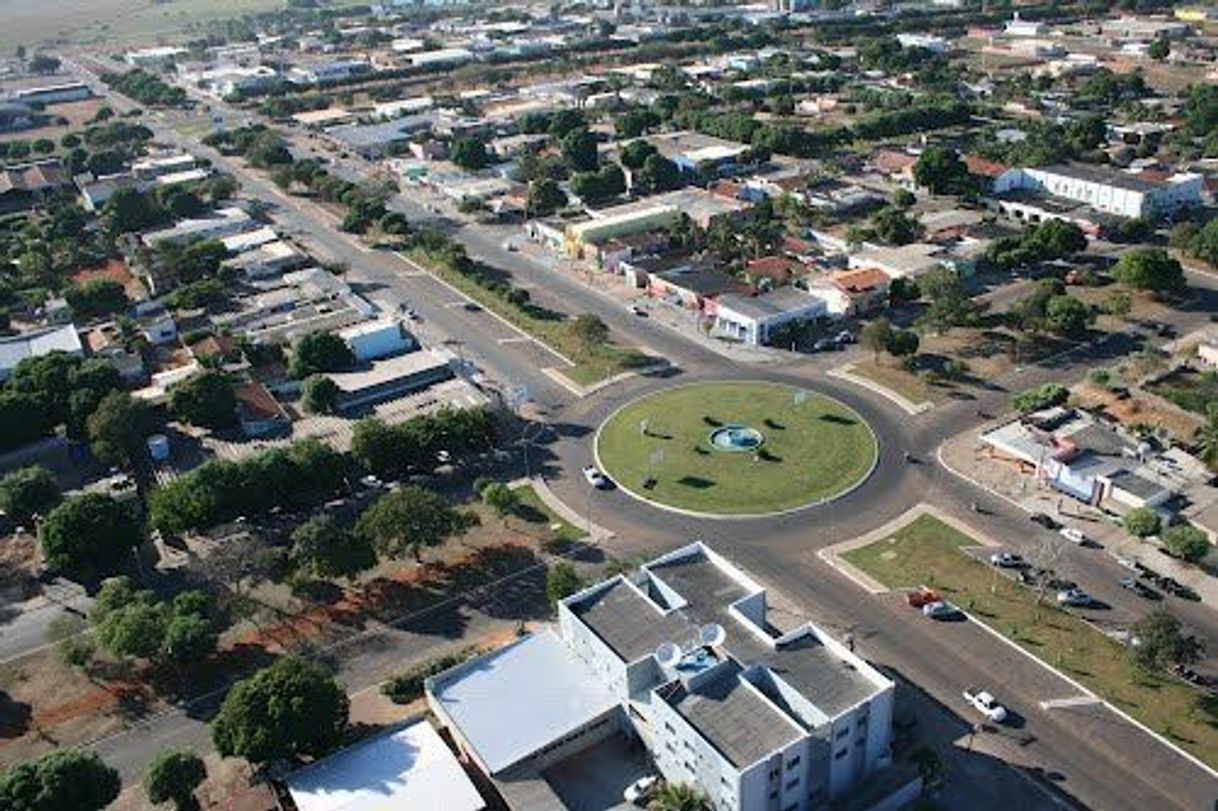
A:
[649,782,709,811]
[1198,405,1218,472]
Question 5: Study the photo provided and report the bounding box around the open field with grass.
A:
[843,513,1218,768]
[597,382,876,515]
[510,483,584,546]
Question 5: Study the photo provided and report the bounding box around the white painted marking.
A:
[1040,696,1102,710]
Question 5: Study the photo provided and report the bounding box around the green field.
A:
[510,483,584,545]
[596,382,876,515]
[844,513,1218,768]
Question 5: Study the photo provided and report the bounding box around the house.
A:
[0,324,83,383]
[714,288,828,346]
[1197,329,1218,369]
[992,163,1202,220]
[650,265,741,311]
[131,302,178,346]
[132,154,198,180]
[124,46,187,66]
[84,324,146,382]
[77,172,139,212]
[825,267,891,315]
[223,240,307,280]
[216,268,376,345]
[743,255,803,289]
[848,243,972,280]
[234,381,289,438]
[337,318,415,362]
[868,150,917,185]
[564,203,681,258]
[329,349,454,414]
[283,718,485,811]
[0,159,69,213]
[427,543,900,811]
[140,207,254,248]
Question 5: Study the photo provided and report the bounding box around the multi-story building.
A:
[992,163,1202,220]
[427,543,895,811]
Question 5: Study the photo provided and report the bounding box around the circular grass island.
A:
[595,381,877,517]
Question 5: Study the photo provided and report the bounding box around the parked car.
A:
[462,302,483,312]
[962,688,1008,723]
[1059,527,1087,545]
[907,587,942,608]
[627,303,648,317]
[989,552,1025,568]
[583,465,609,489]
[1119,577,1162,601]
[1031,512,1061,530]
[1057,588,1093,607]
[834,330,856,345]
[923,601,962,620]
[624,775,660,805]
[812,338,837,352]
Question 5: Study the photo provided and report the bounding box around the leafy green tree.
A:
[887,329,920,358]
[0,465,60,522]
[639,153,680,192]
[619,139,657,170]
[162,613,218,665]
[289,331,355,379]
[1044,295,1093,338]
[1012,383,1069,414]
[40,494,142,583]
[0,750,121,811]
[648,781,709,811]
[546,561,583,606]
[357,486,477,561]
[860,318,894,362]
[211,656,349,765]
[450,137,489,170]
[0,391,55,452]
[1113,248,1185,294]
[1163,523,1210,562]
[103,186,163,234]
[65,278,128,320]
[301,374,340,415]
[615,109,660,139]
[1197,407,1218,472]
[145,751,206,811]
[870,207,918,246]
[1123,506,1161,538]
[527,178,566,216]
[569,313,609,352]
[913,146,971,195]
[480,482,518,518]
[290,515,376,580]
[170,370,237,429]
[86,390,161,468]
[1148,38,1170,61]
[546,108,585,139]
[244,130,292,167]
[1131,610,1203,672]
[560,127,598,173]
[917,267,977,332]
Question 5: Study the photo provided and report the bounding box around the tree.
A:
[87,390,161,468]
[860,318,894,362]
[619,139,657,170]
[103,186,163,234]
[1197,407,1218,471]
[648,781,709,811]
[480,482,518,518]
[1113,248,1185,294]
[1100,290,1132,317]
[638,153,680,193]
[41,494,141,583]
[887,329,920,358]
[0,465,60,522]
[65,279,128,320]
[450,137,489,170]
[546,561,583,606]
[560,127,598,173]
[569,313,609,352]
[870,207,918,245]
[917,267,977,332]
[1148,38,1170,61]
[301,374,340,415]
[289,331,355,379]
[27,54,61,74]
[145,751,206,811]
[244,130,292,167]
[1162,523,1211,563]
[170,370,236,429]
[0,750,121,811]
[1131,610,1203,673]
[1123,506,1161,538]
[211,656,349,765]
[356,486,477,561]
[913,146,971,195]
[1044,295,1093,338]
[1012,383,1069,414]
[527,178,566,217]
[290,515,376,580]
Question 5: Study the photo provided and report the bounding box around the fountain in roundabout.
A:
[707,424,764,452]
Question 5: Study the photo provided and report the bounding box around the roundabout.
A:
[594,381,878,517]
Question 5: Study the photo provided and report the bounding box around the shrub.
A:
[381,648,479,704]
[1123,507,1161,538]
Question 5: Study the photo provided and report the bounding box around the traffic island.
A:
[594,381,877,517]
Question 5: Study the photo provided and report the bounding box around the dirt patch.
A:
[1074,381,1204,442]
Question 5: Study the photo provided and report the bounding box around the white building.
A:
[0,324,83,382]
[140,207,253,247]
[1004,12,1044,37]
[428,543,896,811]
[124,46,187,66]
[714,289,828,346]
[289,59,372,85]
[993,164,1202,220]
[337,317,414,362]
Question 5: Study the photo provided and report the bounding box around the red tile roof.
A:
[829,267,890,294]
[964,154,1007,178]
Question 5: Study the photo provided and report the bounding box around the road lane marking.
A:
[1040,696,1102,710]
[498,337,531,345]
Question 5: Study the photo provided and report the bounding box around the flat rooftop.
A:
[665,662,803,770]
[568,578,689,662]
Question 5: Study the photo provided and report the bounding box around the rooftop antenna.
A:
[655,642,681,669]
[699,623,726,648]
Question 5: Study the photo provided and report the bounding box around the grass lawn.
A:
[510,483,584,545]
[596,382,876,515]
[851,359,939,405]
[407,249,654,386]
[1147,367,1218,417]
[844,513,1218,767]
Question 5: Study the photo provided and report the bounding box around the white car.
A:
[623,775,660,805]
[583,465,609,489]
[989,552,1025,568]
[1057,588,1093,607]
[1059,527,1087,545]
[962,688,1008,723]
[922,601,961,620]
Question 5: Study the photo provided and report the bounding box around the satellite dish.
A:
[700,623,726,648]
[655,642,681,668]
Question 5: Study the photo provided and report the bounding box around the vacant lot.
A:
[597,381,876,514]
[844,513,1218,768]
[1147,367,1218,417]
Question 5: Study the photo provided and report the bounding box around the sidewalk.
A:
[516,476,615,543]
[939,425,1218,610]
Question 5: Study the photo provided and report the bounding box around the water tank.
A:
[147,434,170,462]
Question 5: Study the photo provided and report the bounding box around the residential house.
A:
[714,288,828,346]
[0,324,83,382]
[234,380,290,438]
[824,267,890,315]
[0,159,69,213]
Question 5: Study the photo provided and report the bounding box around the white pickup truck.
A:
[962,688,1008,723]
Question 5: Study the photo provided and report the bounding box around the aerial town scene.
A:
[4,0,1218,809]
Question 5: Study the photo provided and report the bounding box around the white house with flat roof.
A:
[428,543,896,811]
[993,164,1202,220]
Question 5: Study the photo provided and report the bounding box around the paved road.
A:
[42,70,1218,810]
